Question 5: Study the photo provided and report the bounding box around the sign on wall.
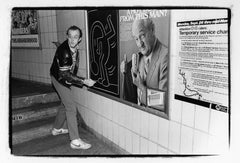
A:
[174,17,229,113]
[11,10,40,48]
[87,10,119,97]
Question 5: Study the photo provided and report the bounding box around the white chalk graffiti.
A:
[90,15,116,87]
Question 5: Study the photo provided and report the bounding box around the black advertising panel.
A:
[88,10,119,97]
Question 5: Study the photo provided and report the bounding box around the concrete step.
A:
[12,92,60,110]
[11,117,55,146]
[12,101,62,126]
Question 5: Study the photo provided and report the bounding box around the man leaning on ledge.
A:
[50,25,95,149]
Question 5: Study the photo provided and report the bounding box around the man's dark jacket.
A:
[123,60,138,104]
[50,40,84,88]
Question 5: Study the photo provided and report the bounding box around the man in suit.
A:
[121,18,168,106]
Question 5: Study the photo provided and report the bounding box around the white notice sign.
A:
[175,18,228,113]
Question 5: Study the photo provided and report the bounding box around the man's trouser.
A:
[51,76,79,140]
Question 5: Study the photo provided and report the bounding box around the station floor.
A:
[10,78,120,156]
[12,126,118,156]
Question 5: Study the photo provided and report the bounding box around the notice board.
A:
[87,10,119,97]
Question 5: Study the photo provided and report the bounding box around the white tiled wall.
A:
[158,117,169,149]
[181,102,195,128]
[168,121,181,153]
[56,10,87,78]
[195,105,210,133]
[73,86,228,155]
[180,125,194,154]
[11,10,58,83]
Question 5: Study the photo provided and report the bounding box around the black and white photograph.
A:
[1,0,240,163]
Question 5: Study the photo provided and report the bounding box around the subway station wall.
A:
[11,10,87,82]
[11,9,229,154]
[11,10,57,83]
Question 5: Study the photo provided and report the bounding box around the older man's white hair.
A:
[132,18,155,34]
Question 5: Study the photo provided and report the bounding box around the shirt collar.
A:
[145,54,152,64]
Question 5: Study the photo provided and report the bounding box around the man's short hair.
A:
[66,25,82,38]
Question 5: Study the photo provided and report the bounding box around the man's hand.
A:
[131,68,144,88]
[84,79,96,87]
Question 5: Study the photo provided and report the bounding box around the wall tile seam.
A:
[207,108,212,134]
[39,31,57,33]
[139,136,149,154]
[11,60,38,63]
[172,100,183,123]
[179,122,210,135]
[131,133,140,154]
[193,105,214,135]
[181,105,197,128]
[11,73,27,76]
[167,102,182,153]
[179,106,214,133]
[157,114,169,149]
[180,125,194,154]
[122,126,127,151]
[11,73,50,79]
[87,126,121,153]
[169,119,182,124]
[192,129,210,154]
[167,149,177,154]
[75,103,119,127]
[140,117,149,140]
[40,47,57,50]
[12,61,52,64]
[150,139,169,152]
[180,101,183,125]
[26,74,50,78]
[74,101,87,109]
[190,105,197,153]
[162,118,170,150]
[40,15,55,18]
[179,123,182,153]
[11,73,19,78]
[31,77,50,81]
[193,104,196,126]
[80,103,113,121]
[207,132,229,141]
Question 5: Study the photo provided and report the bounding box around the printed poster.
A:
[175,18,229,113]
[11,10,40,48]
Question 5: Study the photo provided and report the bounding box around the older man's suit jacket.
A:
[138,39,168,105]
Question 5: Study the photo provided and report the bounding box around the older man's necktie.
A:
[144,58,150,80]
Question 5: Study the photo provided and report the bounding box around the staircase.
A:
[10,78,120,156]
[11,89,61,145]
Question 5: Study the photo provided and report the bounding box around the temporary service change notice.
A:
[174,18,229,113]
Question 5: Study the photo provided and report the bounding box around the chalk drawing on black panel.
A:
[90,15,116,87]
